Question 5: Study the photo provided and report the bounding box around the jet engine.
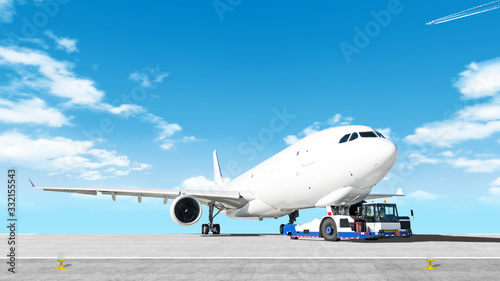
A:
[170,195,203,226]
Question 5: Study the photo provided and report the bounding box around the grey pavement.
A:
[2,234,500,280]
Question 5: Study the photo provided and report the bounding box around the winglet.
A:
[213,150,224,188]
[28,178,35,188]
[396,188,404,196]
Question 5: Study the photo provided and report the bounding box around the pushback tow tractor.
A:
[283,201,413,241]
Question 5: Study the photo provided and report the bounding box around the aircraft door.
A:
[302,134,321,166]
[302,147,314,166]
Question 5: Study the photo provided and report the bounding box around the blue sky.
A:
[1,0,500,234]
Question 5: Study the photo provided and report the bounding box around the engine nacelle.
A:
[170,195,203,226]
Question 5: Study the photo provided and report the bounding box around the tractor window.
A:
[377,204,399,222]
[363,204,399,222]
[363,205,377,222]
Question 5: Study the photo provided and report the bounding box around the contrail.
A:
[426,0,500,25]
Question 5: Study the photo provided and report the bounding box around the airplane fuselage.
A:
[222,125,398,219]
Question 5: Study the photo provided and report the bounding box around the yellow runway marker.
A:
[56,253,67,270]
[425,254,436,270]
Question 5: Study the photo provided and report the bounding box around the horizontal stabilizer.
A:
[365,188,404,200]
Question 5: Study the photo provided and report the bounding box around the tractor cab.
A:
[360,202,412,235]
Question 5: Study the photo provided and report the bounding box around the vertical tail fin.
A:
[213,150,224,188]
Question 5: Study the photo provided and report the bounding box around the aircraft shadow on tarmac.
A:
[350,234,500,243]
[198,234,500,242]
[200,234,271,237]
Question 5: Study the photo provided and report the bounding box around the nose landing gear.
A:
[279,210,299,234]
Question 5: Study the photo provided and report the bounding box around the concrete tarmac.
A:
[2,234,500,280]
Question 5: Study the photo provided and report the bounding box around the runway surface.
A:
[2,233,500,280]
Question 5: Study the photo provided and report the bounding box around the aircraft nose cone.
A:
[377,139,398,167]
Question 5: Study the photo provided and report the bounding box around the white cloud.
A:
[0,46,195,149]
[490,187,500,196]
[0,97,70,127]
[376,127,392,140]
[14,37,48,49]
[302,122,322,136]
[409,153,438,165]
[130,163,151,171]
[327,113,353,126]
[100,103,145,117]
[477,196,500,206]
[491,177,500,186]
[283,114,353,145]
[181,176,217,190]
[457,103,500,121]
[478,186,500,206]
[0,46,148,119]
[44,30,79,53]
[0,131,150,180]
[406,58,500,148]
[156,122,182,141]
[477,176,500,204]
[180,175,230,190]
[448,157,500,173]
[407,190,444,200]
[0,46,104,106]
[453,58,500,99]
[140,113,201,150]
[158,136,203,151]
[404,152,439,170]
[0,0,15,23]
[283,135,299,146]
[440,151,454,157]
[129,66,169,89]
[0,45,197,150]
[405,119,500,147]
[159,141,174,151]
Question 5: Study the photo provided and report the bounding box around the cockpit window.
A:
[349,132,358,141]
[339,134,350,143]
[375,131,385,138]
[359,131,378,138]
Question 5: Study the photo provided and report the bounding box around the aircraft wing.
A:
[365,188,405,200]
[29,179,252,209]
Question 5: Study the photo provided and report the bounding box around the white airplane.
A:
[31,125,402,235]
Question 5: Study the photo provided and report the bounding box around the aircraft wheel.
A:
[213,224,220,234]
[202,224,209,234]
[279,224,284,234]
[320,217,338,241]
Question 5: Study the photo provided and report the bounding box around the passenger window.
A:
[359,131,378,138]
[375,131,385,138]
[339,134,350,143]
[349,132,358,141]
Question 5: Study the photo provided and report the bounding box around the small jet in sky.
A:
[32,125,402,235]
[426,0,500,25]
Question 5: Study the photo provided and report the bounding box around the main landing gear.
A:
[280,210,299,234]
[202,203,220,235]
